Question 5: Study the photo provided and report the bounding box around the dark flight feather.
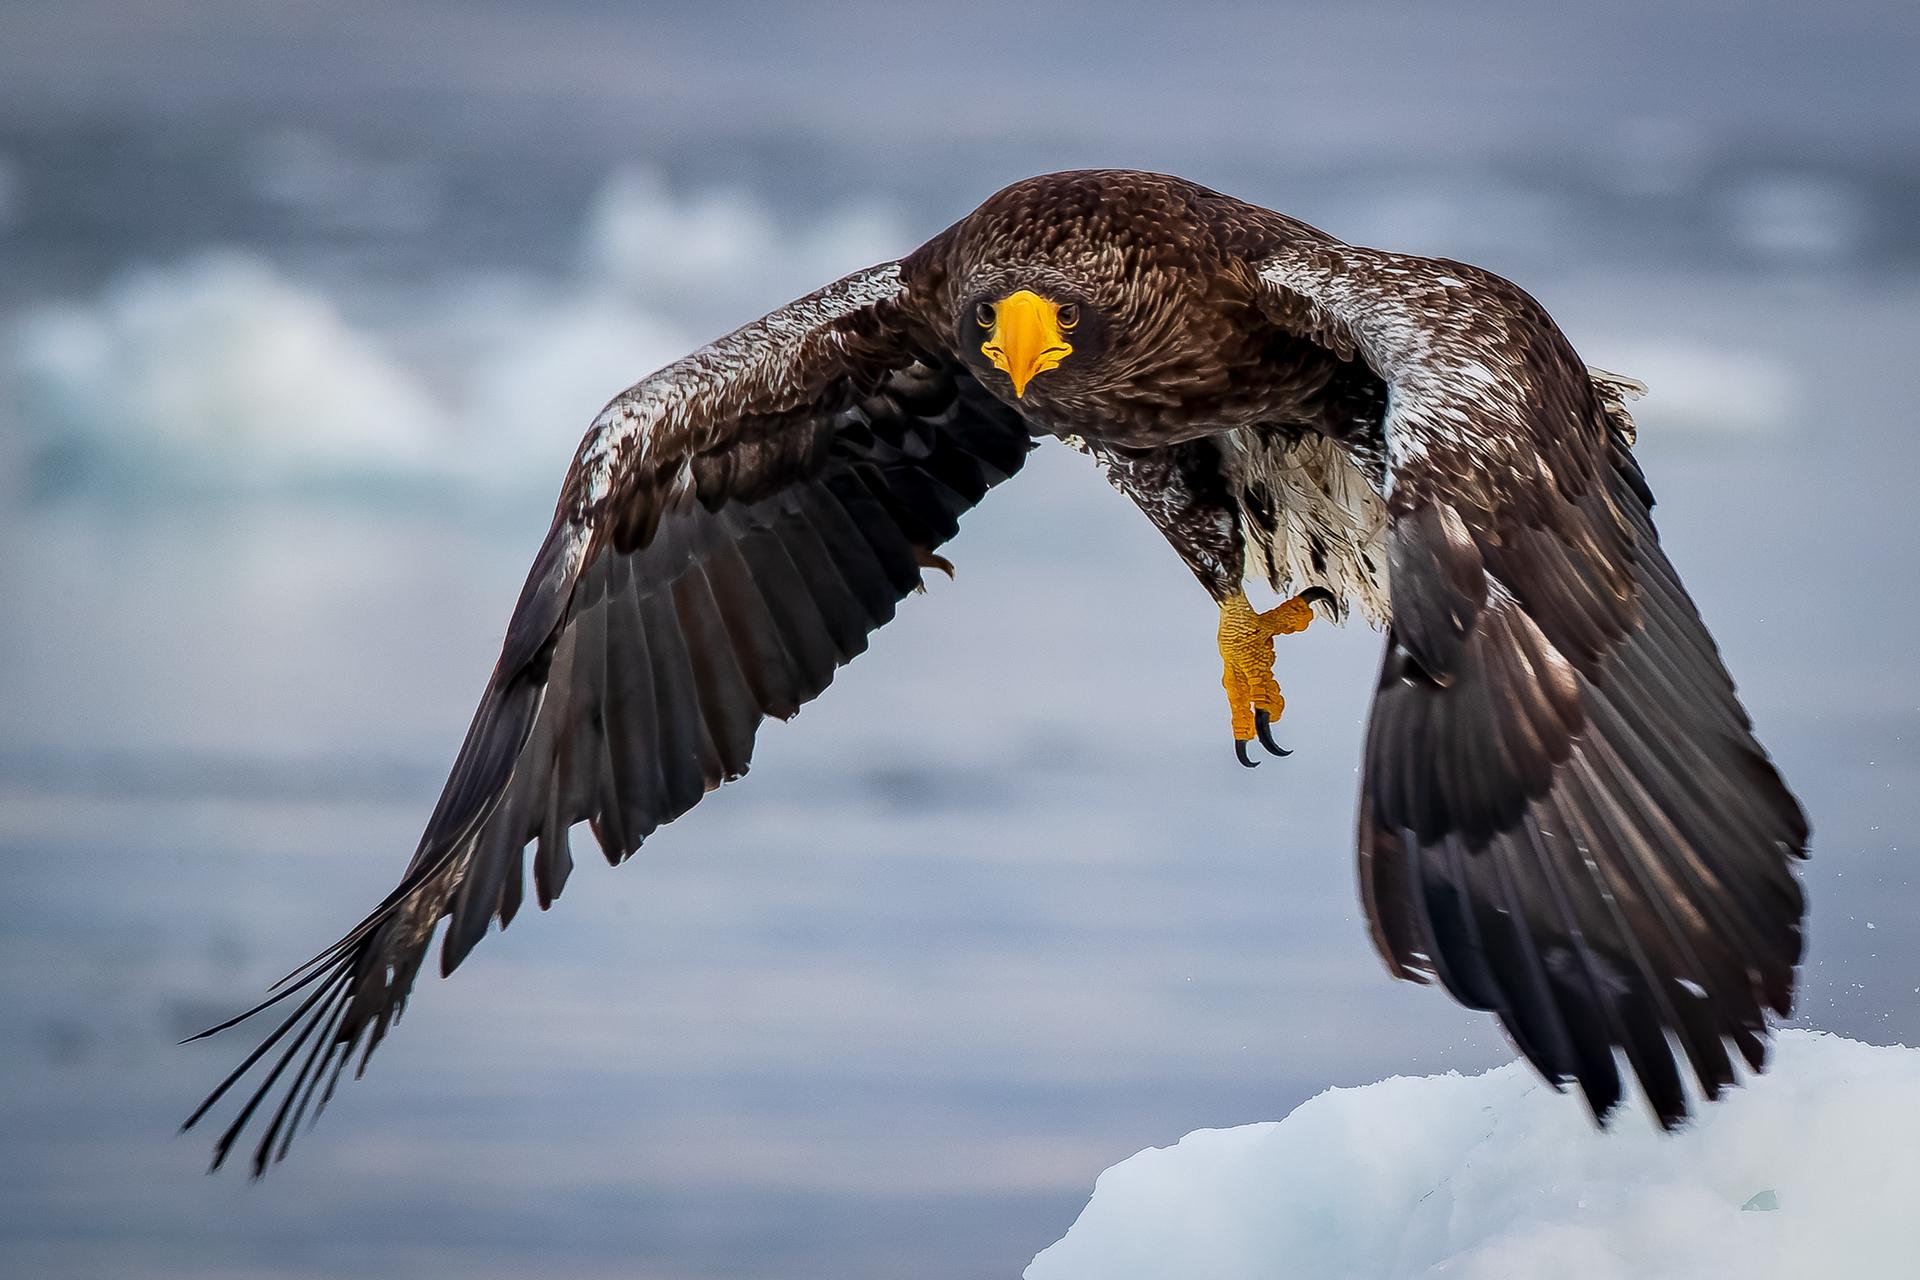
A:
[184,264,1031,1173]
[1254,242,1806,1127]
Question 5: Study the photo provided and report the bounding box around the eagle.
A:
[186,169,1809,1174]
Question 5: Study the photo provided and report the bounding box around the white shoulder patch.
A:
[1258,249,1552,497]
[568,261,906,517]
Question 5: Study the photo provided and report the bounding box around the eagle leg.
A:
[1218,590,1316,765]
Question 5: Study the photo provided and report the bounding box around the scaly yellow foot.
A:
[1217,588,1334,767]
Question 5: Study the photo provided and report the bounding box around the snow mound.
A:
[1028,1031,1920,1280]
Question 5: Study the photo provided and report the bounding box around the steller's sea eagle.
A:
[186,169,1808,1174]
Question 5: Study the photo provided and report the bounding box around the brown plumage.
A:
[185,169,1807,1173]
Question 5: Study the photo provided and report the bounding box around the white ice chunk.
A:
[1030,1030,1920,1280]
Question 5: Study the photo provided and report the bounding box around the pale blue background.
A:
[2,3,1916,1276]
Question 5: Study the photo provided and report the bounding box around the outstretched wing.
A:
[185,263,1032,1173]
[1255,244,1808,1127]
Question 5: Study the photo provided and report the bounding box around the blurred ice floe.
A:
[245,129,444,237]
[9,252,450,497]
[2,169,908,504]
[581,167,910,315]
[1582,336,1797,435]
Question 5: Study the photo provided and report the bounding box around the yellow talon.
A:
[1218,590,1318,762]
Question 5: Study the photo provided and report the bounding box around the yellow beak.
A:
[982,290,1072,397]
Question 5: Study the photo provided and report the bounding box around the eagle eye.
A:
[975,302,996,328]
[1056,303,1080,330]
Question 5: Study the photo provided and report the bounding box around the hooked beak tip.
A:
[982,290,1071,402]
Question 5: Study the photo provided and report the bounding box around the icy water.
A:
[3,6,1919,1275]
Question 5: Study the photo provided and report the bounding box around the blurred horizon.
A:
[2,4,1916,1278]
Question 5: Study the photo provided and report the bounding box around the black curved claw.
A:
[1235,739,1259,768]
[1253,709,1292,757]
[1299,586,1340,620]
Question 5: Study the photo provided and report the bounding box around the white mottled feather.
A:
[1587,365,1646,445]
[570,261,905,519]
[1224,429,1391,625]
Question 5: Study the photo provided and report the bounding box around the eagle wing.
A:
[1255,244,1808,1127]
[184,263,1032,1173]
